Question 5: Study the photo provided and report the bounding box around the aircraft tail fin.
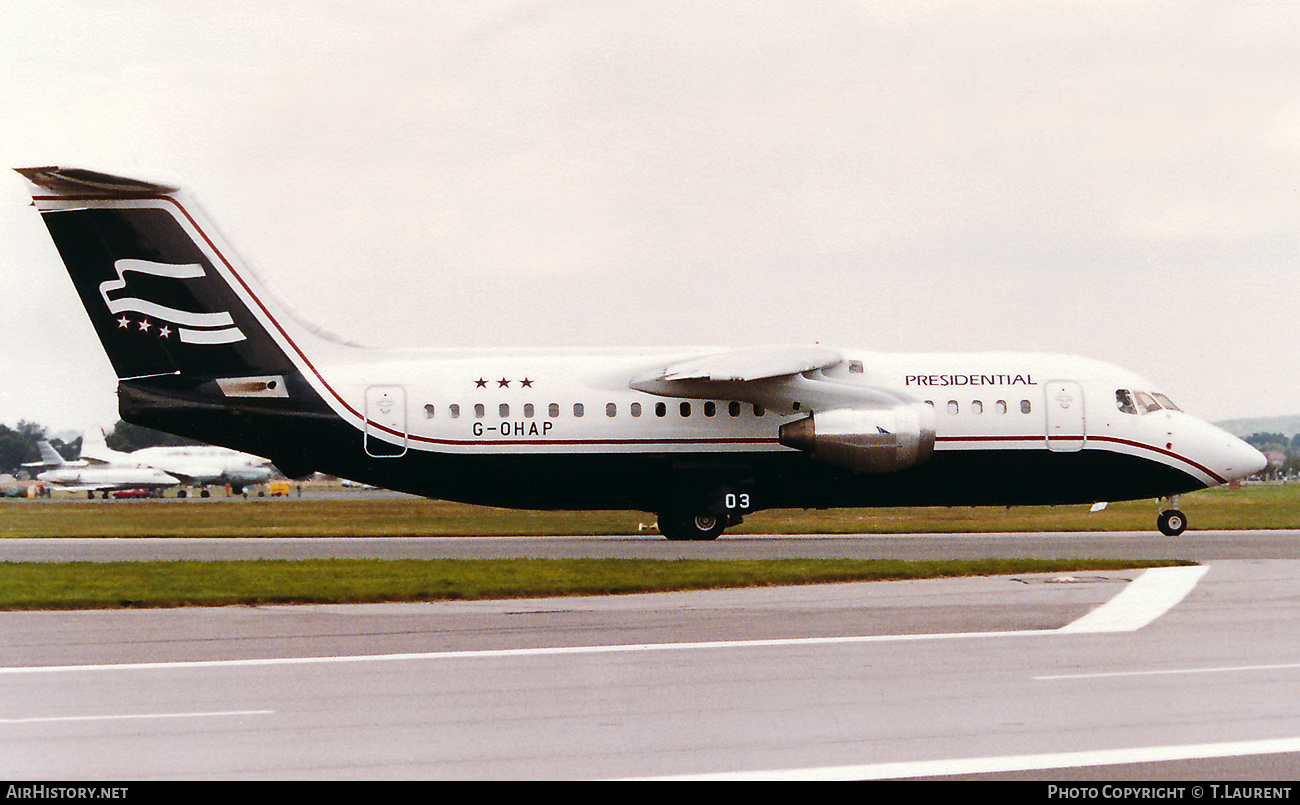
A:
[16,166,316,382]
[37,441,66,467]
[79,428,126,465]
[15,167,345,465]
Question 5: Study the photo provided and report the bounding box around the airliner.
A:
[33,440,180,498]
[81,429,272,496]
[15,166,1266,538]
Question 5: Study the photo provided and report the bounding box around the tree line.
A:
[1242,432,1300,477]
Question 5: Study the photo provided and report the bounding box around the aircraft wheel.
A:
[200,489,210,498]
[1157,509,1188,537]
[658,511,726,541]
[177,489,187,498]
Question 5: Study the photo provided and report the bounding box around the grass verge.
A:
[1,483,1294,538]
[0,557,1191,610]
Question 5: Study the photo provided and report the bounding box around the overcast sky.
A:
[1,0,1297,436]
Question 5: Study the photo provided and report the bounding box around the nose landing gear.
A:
[1157,498,1188,536]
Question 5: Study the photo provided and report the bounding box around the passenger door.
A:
[364,385,407,457]
[1045,380,1085,452]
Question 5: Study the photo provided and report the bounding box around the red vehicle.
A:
[110,488,165,499]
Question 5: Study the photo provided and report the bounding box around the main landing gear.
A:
[657,511,728,541]
[655,475,755,541]
[1157,497,1188,537]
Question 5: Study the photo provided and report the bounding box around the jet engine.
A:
[778,404,936,473]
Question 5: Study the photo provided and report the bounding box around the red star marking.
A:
[475,378,488,388]
[497,378,510,388]
[520,378,533,388]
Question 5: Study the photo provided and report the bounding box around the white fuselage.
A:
[309,347,1260,491]
[37,465,179,491]
[125,446,273,487]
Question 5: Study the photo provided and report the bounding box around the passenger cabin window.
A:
[449,404,460,419]
[549,403,559,418]
[1020,399,1032,414]
[947,400,959,415]
[524,403,534,418]
[499,403,509,417]
[424,404,435,419]
[729,401,741,417]
[655,402,666,417]
[972,400,983,415]
[573,403,584,417]
[474,403,485,418]
[631,402,642,417]
[606,402,617,417]
[680,402,691,417]
[704,402,716,417]
[995,400,1007,414]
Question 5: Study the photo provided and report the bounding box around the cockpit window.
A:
[1118,388,1178,415]
[1133,391,1162,414]
[1116,389,1138,415]
[1152,393,1181,412]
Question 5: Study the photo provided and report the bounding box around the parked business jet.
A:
[33,440,180,498]
[81,429,272,496]
[22,441,87,471]
[15,166,1266,538]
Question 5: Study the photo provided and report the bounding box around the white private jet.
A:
[33,440,180,498]
[15,166,1266,538]
[22,440,87,470]
[81,429,272,496]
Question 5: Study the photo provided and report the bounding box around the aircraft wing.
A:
[639,345,844,383]
[630,345,909,413]
[45,482,162,492]
[47,483,116,492]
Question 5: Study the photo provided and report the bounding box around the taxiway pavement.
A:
[2,548,1300,779]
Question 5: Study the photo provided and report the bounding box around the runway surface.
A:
[3,533,1300,780]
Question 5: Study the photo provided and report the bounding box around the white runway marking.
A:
[639,736,1300,780]
[1039,661,1300,681]
[0,710,273,724]
[0,566,1205,675]
[1056,564,1207,633]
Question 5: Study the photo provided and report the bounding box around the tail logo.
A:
[100,259,247,345]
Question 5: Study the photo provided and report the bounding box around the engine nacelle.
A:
[778,404,936,473]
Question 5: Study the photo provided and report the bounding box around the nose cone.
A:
[1175,417,1267,486]
[1216,430,1268,483]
